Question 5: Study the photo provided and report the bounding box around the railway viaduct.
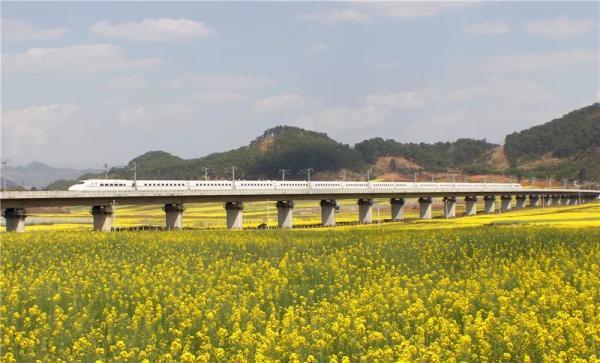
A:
[1,186,598,232]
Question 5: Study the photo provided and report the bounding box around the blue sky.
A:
[2,1,598,168]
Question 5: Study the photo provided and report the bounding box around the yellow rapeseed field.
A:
[1,226,599,362]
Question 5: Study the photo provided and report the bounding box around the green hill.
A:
[504,103,600,180]
[98,126,366,180]
[505,103,599,162]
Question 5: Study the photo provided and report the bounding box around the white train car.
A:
[274,181,308,190]
[311,181,343,190]
[69,179,134,191]
[343,182,369,189]
[136,180,189,191]
[236,180,274,190]
[188,180,233,191]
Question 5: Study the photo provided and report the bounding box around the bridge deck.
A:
[1,187,598,208]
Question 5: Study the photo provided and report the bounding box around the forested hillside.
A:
[504,103,600,180]
[505,103,599,163]
[355,138,497,172]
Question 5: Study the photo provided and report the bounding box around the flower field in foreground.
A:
[1,227,599,362]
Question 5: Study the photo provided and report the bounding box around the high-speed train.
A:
[68,179,523,192]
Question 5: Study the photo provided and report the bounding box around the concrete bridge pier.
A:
[529,195,540,208]
[357,198,373,224]
[570,196,579,205]
[276,201,294,229]
[390,198,405,221]
[465,196,477,216]
[515,195,527,209]
[164,204,184,230]
[541,195,551,208]
[418,197,433,219]
[561,195,569,206]
[225,202,243,229]
[91,206,114,232]
[2,208,27,232]
[500,195,512,212]
[320,199,337,227]
[443,197,456,218]
[484,196,496,214]
[551,195,561,206]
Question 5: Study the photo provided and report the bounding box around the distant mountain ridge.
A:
[3,161,97,189]
[45,103,600,189]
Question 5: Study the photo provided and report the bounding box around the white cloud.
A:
[463,21,510,35]
[3,44,162,73]
[91,18,213,42]
[312,44,328,53]
[2,18,68,41]
[170,73,274,92]
[1,104,78,157]
[299,8,369,24]
[365,91,430,109]
[524,16,595,39]
[487,50,597,73]
[254,94,305,113]
[448,85,489,101]
[118,104,195,126]
[299,3,476,26]
[294,105,387,131]
[294,90,429,131]
[189,92,247,105]
[358,2,477,18]
[109,76,146,90]
[433,79,559,141]
[449,79,555,104]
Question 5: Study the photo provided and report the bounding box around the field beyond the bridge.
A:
[2,224,599,361]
